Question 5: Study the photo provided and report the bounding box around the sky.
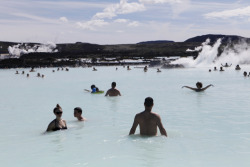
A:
[0,0,250,44]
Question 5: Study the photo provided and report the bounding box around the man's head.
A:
[144,97,154,108]
[111,82,116,88]
[74,107,82,117]
[196,82,203,89]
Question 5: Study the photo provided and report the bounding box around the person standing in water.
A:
[105,82,121,96]
[182,82,214,92]
[46,104,67,132]
[129,97,167,137]
[74,107,86,121]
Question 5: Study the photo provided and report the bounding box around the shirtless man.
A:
[129,97,167,137]
[74,107,86,121]
[105,82,121,96]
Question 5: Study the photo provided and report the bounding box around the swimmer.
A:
[61,67,64,71]
[27,73,29,77]
[57,68,60,71]
[157,68,161,72]
[66,68,69,71]
[22,71,25,74]
[209,69,211,72]
[220,67,224,71]
[235,64,241,70]
[182,82,214,92]
[105,82,121,96]
[116,67,118,70]
[243,71,247,77]
[46,104,67,132]
[248,72,250,77]
[91,84,99,93]
[74,107,86,121]
[93,67,97,71]
[52,70,55,72]
[37,73,41,77]
[144,66,148,72]
[214,67,217,71]
[221,63,232,67]
[127,66,131,70]
[15,71,19,74]
[42,74,45,78]
[129,97,167,137]
[30,67,35,72]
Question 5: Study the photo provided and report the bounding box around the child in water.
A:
[91,85,99,93]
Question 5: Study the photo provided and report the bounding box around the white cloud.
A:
[114,19,129,23]
[139,0,182,4]
[76,19,109,30]
[11,13,57,23]
[128,21,140,27]
[94,0,145,19]
[59,17,68,23]
[205,6,250,19]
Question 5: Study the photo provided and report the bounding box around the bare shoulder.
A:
[151,112,161,119]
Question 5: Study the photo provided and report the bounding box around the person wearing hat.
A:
[74,107,86,121]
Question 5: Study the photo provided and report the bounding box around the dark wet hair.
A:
[112,82,116,87]
[74,107,82,113]
[144,97,154,107]
[91,85,95,89]
[53,104,62,113]
[196,82,203,88]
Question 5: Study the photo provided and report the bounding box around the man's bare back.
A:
[129,97,167,137]
[105,82,121,96]
[105,88,121,96]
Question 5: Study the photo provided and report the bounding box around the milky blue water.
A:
[1,66,250,167]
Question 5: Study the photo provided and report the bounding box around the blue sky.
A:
[0,0,250,44]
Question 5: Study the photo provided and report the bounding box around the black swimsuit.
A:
[52,119,67,131]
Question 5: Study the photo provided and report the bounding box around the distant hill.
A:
[185,34,250,43]
[137,40,174,44]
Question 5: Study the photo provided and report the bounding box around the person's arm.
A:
[156,116,167,137]
[46,121,54,132]
[118,90,121,96]
[129,115,139,135]
[229,64,232,67]
[221,64,224,67]
[105,90,109,96]
[201,84,214,91]
[182,86,197,91]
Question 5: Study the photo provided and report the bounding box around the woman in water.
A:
[182,82,214,92]
[46,104,67,132]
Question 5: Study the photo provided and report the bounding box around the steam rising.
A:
[8,42,57,58]
[172,38,250,67]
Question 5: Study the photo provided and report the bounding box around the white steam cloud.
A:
[8,42,58,58]
[172,38,250,67]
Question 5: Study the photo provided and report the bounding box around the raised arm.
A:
[129,115,139,135]
[201,84,214,91]
[156,116,167,137]
[182,86,197,91]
